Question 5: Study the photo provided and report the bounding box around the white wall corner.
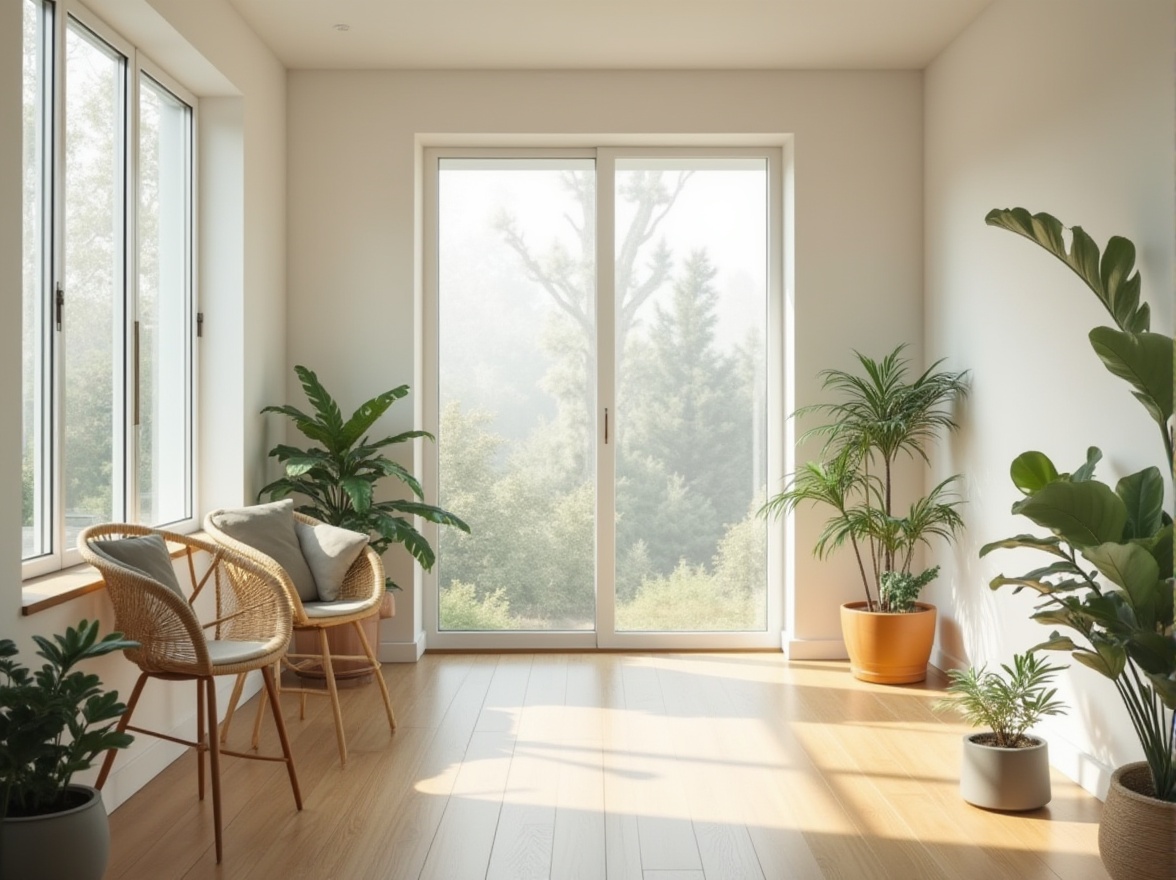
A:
[781,631,847,661]
[381,631,426,663]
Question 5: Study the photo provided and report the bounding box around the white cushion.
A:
[302,599,374,619]
[294,520,369,602]
[208,500,319,603]
[206,639,272,666]
[90,534,184,597]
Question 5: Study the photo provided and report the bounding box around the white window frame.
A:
[421,142,786,651]
[21,0,198,579]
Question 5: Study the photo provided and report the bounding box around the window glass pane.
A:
[63,20,125,549]
[21,0,51,560]
[437,158,597,631]
[614,158,768,632]
[138,75,191,526]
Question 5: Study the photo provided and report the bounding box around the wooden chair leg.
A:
[353,618,396,733]
[220,673,247,744]
[205,678,224,864]
[319,627,347,764]
[96,671,148,790]
[262,665,303,811]
[250,674,269,751]
[196,677,206,801]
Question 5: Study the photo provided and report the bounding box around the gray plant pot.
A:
[960,733,1051,811]
[0,784,110,880]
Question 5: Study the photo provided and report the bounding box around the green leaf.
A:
[1011,479,1127,547]
[338,385,410,450]
[1132,524,1174,580]
[1010,451,1059,494]
[989,574,1086,596]
[340,476,374,514]
[1072,643,1126,679]
[381,500,472,533]
[985,208,1150,332]
[979,534,1069,559]
[1147,672,1176,710]
[294,365,346,440]
[1088,328,1174,437]
[1081,542,1161,624]
[1031,633,1079,652]
[1117,467,1165,539]
[1069,447,1103,483]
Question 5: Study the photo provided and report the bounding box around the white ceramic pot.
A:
[959,733,1051,811]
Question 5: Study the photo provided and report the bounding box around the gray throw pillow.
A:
[91,534,184,597]
[210,499,319,602]
[294,520,369,602]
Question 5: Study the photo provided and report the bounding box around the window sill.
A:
[21,535,207,616]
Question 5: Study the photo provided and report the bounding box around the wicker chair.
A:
[203,509,397,765]
[77,524,303,864]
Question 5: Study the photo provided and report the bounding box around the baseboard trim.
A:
[380,632,426,663]
[781,632,847,660]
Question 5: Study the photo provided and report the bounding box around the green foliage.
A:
[982,208,1176,801]
[260,366,471,590]
[0,620,137,818]
[879,566,940,614]
[761,344,968,610]
[439,582,517,631]
[616,561,766,632]
[935,652,1068,748]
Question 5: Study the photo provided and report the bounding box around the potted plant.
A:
[762,344,968,683]
[980,208,1174,880]
[0,620,137,880]
[935,651,1068,810]
[261,366,470,675]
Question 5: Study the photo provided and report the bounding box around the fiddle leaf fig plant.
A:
[980,207,1175,802]
[761,345,968,611]
[260,366,470,590]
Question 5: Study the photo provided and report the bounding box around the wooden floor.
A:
[105,653,1109,880]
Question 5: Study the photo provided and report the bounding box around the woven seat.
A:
[78,524,303,864]
[204,509,397,764]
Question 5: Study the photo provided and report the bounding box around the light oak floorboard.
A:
[106,653,1111,880]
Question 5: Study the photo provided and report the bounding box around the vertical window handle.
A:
[54,283,64,331]
[604,408,609,444]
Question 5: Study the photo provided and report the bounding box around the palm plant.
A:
[762,345,968,611]
[935,651,1068,748]
[260,366,470,589]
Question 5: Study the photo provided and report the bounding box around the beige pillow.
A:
[209,500,319,602]
[295,520,369,602]
[91,534,183,597]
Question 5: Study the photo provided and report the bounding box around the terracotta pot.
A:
[960,733,1051,811]
[839,601,936,684]
[293,613,380,686]
[379,590,396,619]
[0,784,109,880]
[1098,762,1176,880]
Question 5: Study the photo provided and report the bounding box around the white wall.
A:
[0,0,286,812]
[924,0,1175,798]
[285,69,926,660]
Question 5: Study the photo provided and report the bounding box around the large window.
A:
[22,0,196,575]
[425,147,783,649]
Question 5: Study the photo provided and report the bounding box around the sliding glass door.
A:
[426,147,781,649]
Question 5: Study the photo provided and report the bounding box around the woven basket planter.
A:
[1098,762,1176,880]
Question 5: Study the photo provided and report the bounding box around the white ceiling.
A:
[223,0,994,70]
